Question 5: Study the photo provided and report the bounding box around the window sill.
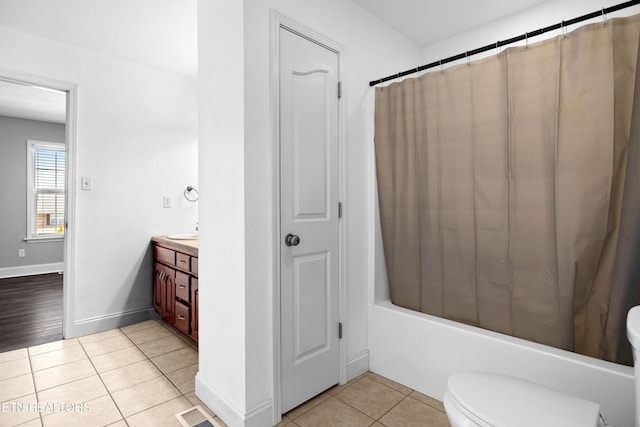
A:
[24,236,64,243]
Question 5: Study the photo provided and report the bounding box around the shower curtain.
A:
[374,14,640,365]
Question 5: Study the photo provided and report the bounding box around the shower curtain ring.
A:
[561,20,567,37]
[602,7,608,24]
[465,51,470,66]
[525,32,529,50]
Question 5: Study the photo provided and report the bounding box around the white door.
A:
[279,27,341,413]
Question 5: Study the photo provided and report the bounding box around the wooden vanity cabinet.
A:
[152,239,198,341]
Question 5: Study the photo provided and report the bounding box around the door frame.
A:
[269,11,348,423]
[0,68,78,339]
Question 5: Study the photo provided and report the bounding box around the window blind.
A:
[28,141,65,238]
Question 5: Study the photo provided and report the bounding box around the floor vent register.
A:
[175,406,217,427]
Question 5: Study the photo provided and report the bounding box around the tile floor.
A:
[0,319,450,427]
[279,372,451,427]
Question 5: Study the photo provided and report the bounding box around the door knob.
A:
[285,234,301,247]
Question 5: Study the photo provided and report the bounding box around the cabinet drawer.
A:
[191,257,198,275]
[155,246,175,266]
[175,301,190,335]
[175,271,190,302]
[176,253,190,271]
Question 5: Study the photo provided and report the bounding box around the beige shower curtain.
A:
[375,14,640,364]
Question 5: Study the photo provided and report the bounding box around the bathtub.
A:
[368,299,635,427]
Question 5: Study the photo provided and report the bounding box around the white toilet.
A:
[443,306,640,427]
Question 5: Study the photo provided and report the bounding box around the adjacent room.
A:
[0,80,66,352]
[1,0,640,426]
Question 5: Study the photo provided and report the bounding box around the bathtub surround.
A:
[369,301,634,427]
[374,13,640,365]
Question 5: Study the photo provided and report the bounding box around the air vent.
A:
[175,405,218,427]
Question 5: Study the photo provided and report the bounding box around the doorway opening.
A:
[0,73,76,352]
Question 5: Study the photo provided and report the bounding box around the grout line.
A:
[76,333,128,427]
[4,321,453,427]
[374,394,407,424]
[155,318,199,351]
[3,320,204,427]
[104,322,199,423]
[24,346,45,427]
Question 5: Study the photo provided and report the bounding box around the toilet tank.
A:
[627,306,640,427]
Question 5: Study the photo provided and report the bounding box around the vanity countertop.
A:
[152,236,198,256]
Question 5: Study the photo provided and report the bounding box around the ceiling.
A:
[353,0,551,46]
[0,0,548,124]
[0,0,198,77]
[0,0,197,123]
[0,80,66,124]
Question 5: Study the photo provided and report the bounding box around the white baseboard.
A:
[68,307,158,338]
[195,373,273,427]
[0,262,63,279]
[347,350,370,382]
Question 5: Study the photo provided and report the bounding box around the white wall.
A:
[0,25,198,335]
[197,0,250,425]
[421,0,640,68]
[197,0,421,425]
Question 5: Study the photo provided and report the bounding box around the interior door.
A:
[279,27,341,413]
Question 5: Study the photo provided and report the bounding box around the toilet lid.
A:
[447,372,601,427]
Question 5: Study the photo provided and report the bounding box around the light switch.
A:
[81,176,92,191]
[163,196,171,208]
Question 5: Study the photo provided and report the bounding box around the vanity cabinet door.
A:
[191,257,198,275]
[154,262,175,323]
[153,262,163,313]
[191,278,198,341]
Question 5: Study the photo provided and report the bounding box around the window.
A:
[27,140,65,240]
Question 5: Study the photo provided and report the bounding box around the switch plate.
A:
[81,176,92,191]
[18,249,25,258]
[163,196,171,208]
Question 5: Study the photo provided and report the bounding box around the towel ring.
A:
[184,186,199,202]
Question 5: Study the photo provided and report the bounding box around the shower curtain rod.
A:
[369,0,640,87]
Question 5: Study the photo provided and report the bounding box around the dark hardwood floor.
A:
[0,273,63,353]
